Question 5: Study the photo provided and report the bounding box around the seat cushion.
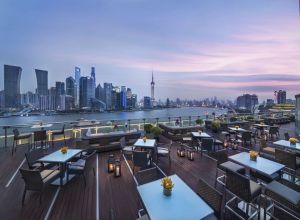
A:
[220,161,245,174]
[123,146,135,151]
[157,147,169,154]
[41,170,60,183]
[266,181,300,206]
[250,180,262,199]
[71,159,86,167]
[263,147,275,154]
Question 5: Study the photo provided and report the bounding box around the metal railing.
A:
[0,111,294,148]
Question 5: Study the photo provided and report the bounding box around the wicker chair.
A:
[208,149,245,187]
[132,151,151,174]
[239,131,253,147]
[12,128,32,155]
[199,138,214,156]
[275,148,300,181]
[225,170,262,219]
[67,149,96,185]
[197,177,223,219]
[51,124,66,148]
[25,148,52,170]
[265,180,300,219]
[266,126,280,140]
[19,168,60,205]
[120,137,135,154]
[33,130,48,149]
[284,132,290,141]
[259,139,275,156]
[157,140,172,164]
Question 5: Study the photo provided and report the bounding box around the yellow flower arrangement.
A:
[249,151,258,161]
[289,137,299,144]
[198,130,202,134]
[161,177,174,190]
[235,125,239,129]
[60,146,68,154]
[260,122,264,125]
[142,136,147,143]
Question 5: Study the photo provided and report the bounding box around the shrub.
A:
[195,119,203,125]
[230,117,238,122]
[151,126,162,137]
[211,121,220,133]
[144,124,153,133]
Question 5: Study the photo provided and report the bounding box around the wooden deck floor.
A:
[0,122,297,220]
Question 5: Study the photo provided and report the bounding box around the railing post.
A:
[156,118,159,127]
[179,117,182,126]
[143,118,146,130]
[128,119,131,131]
[189,116,191,126]
[3,126,8,149]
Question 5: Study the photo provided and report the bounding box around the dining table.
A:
[137,174,214,220]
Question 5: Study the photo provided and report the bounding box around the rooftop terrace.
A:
[0,116,299,220]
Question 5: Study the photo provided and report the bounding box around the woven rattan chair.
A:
[275,148,300,181]
[120,137,135,154]
[199,138,214,156]
[132,151,151,174]
[25,148,52,170]
[284,132,290,141]
[19,168,60,205]
[157,140,172,164]
[33,130,48,149]
[51,124,66,148]
[12,128,32,155]
[267,126,279,140]
[225,170,262,219]
[197,177,223,219]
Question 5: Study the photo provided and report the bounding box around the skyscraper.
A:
[35,69,48,95]
[66,76,76,98]
[104,82,113,110]
[4,64,22,108]
[79,76,94,108]
[276,90,286,104]
[55,81,65,109]
[151,72,155,103]
[236,94,258,112]
[91,67,96,98]
[120,86,127,109]
[74,67,81,106]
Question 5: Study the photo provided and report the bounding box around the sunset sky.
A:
[0,0,299,101]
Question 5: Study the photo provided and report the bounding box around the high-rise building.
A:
[55,82,65,109]
[4,64,22,108]
[144,96,152,109]
[35,69,48,95]
[151,72,155,104]
[0,90,4,108]
[79,76,94,108]
[276,90,286,104]
[120,86,127,109]
[74,67,81,106]
[95,84,105,102]
[66,77,76,98]
[295,94,300,135]
[91,67,96,97]
[104,82,113,110]
[236,94,258,112]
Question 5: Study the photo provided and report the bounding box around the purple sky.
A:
[0,0,299,101]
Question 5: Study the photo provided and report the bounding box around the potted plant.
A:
[161,177,174,196]
[249,151,258,161]
[289,137,299,145]
[151,126,162,141]
[144,124,153,134]
[195,119,203,125]
[211,121,220,133]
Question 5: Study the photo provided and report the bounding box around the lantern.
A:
[187,149,194,161]
[107,154,115,173]
[177,148,185,157]
[114,159,121,177]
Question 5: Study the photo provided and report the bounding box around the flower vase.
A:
[163,188,172,196]
[250,156,257,161]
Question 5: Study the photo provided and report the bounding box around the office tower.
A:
[236,94,258,112]
[295,94,300,135]
[65,95,75,110]
[91,67,96,83]
[120,86,127,109]
[266,99,274,106]
[74,67,81,106]
[55,82,65,95]
[35,69,48,95]
[66,76,76,98]
[104,82,113,110]
[0,90,4,108]
[151,72,155,103]
[144,96,152,109]
[55,82,65,109]
[111,86,120,110]
[276,90,286,104]
[4,64,22,108]
[79,76,94,108]
[95,84,105,102]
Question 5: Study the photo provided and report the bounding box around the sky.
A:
[0,0,299,101]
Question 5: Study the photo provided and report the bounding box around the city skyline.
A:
[0,0,300,100]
